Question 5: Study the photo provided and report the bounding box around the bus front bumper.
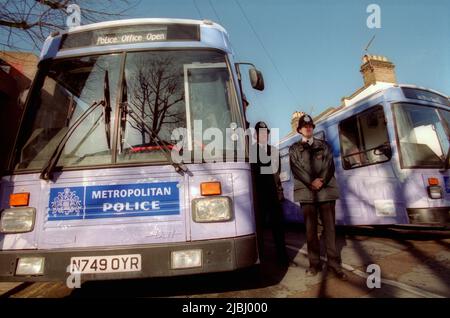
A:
[407,207,450,227]
[0,235,258,282]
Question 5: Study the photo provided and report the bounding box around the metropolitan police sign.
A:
[48,182,180,221]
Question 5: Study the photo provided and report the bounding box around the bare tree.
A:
[0,0,139,51]
[128,56,185,145]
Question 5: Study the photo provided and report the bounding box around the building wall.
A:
[0,51,39,173]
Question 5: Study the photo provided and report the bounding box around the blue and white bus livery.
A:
[0,19,265,282]
[280,84,450,227]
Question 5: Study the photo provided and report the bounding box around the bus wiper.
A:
[118,75,128,154]
[103,71,112,149]
[127,109,191,176]
[118,74,190,176]
[40,100,103,180]
[40,72,112,181]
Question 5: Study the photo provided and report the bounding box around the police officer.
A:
[289,114,347,279]
[253,121,296,267]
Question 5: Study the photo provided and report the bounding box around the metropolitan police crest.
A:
[51,188,82,216]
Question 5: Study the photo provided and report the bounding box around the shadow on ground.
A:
[45,225,450,298]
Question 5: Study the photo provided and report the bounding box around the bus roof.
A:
[56,18,228,37]
[279,84,449,145]
[40,18,232,61]
[312,84,448,124]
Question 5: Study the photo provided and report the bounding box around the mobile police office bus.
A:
[279,84,450,227]
[0,18,265,282]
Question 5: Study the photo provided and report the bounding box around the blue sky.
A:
[4,0,450,137]
[127,0,450,137]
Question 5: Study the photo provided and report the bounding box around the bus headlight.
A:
[192,197,233,222]
[171,249,202,269]
[0,207,36,233]
[16,257,45,276]
[427,186,442,199]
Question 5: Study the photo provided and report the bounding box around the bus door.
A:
[336,104,407,225]
[183,62,241,241]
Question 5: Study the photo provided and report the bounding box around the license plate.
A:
[70,254,142,274]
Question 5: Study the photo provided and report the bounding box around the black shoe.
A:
[328,266,347,281]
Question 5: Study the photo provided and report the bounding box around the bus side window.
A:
[339,105,392,170]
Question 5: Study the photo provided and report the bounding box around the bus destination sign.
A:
[96,30,167,46]
[60,24,200,50]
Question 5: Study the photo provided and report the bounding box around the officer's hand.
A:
[318,178,324,187]
[311,178,323,190]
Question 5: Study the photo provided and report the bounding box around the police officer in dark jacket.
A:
[289,114,346,279]
[253,121,295,267]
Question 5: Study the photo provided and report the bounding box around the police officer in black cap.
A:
[253,121,295,267]
[289,114,347,279]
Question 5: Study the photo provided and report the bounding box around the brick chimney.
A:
[360,54,396,86]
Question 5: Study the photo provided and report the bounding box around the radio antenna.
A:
[364,35,376,53]
[363,35,376,71]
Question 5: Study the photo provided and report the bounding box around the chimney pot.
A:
[360,54,396,86]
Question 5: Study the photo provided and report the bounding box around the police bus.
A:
[0,18,265,282]
[279,84,450,227]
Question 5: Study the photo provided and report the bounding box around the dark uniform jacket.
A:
[289,138,339,203]
[255,144,284,202]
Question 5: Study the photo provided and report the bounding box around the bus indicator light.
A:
[428,178,439,186]
[9,193,30,207]
[200,182,222,196]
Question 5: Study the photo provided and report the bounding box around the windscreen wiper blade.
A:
[40,100,103,180]
[103,70,112,149]
[118,75,128,154]
[127,109,191,176]
[40,71,113,180]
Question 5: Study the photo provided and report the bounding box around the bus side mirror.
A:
[249,68,264,91]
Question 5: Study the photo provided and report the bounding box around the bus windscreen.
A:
[402,87,449,106]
